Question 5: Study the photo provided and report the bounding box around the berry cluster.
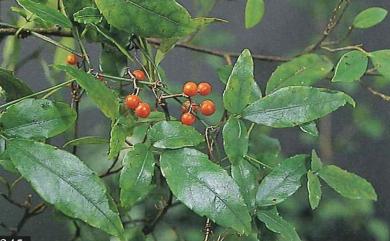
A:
[180,82,216,126]
[124,70,151,118]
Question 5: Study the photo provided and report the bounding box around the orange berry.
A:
[181,100,198,113]
[183,82,198,97]
[66,54,77,65]
[97,74,104,81]
[200,100,216,116]
[197,82,212,96]
[125,95,141,110]
[135,102,151,118]
[181,112,196,126]
[132,70,146,81]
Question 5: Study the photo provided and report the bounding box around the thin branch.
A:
[367,87,390,102]
[143,191,173,235]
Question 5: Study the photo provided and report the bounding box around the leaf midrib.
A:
[125,0,181,25]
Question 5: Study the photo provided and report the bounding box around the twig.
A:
[203,218,213,241]
[367,87,390,102]
[143,191,173,235]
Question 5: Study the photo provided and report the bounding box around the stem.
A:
[244,155,273,170]
[31,31,82,57]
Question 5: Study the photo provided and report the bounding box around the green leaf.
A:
[231,158,258,213]
[63,136,108,148]
[307,170,322,210]
[63,0,94,21]
[0,99,76,139]
[223,49,255,114]
[148,121,203,149]
[109,115,135,160]
[370,50,390,80]
[311,150,323,172]
[299,122,319,137]
[2,36,20,71]
[95,0,209,38]
[353,7,388,29]
[256,155,308,206]
[318,165,377,201]
[0,68,32,101]
[17,0,72,28]
[73,7,102,24]
[332,50,368,83]
[100,46,127,77]
[160,148,252,234]
[55,65,119,119]
[257,207,301,241]
[265,54,333,95]
[7,139,124,237]
[223,116,249,163]
[242,86,355,128]
[120,144,155,208]
[245,0,265,29]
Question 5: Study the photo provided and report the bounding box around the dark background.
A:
[0,0,389,240]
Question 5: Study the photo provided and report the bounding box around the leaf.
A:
[307,171,322,210]
[0,68,32,101]
[120,144,155,208]
[265,54,333,95]
[242,86,355,128]
[318,165,377,201]
[332,50,368,83]
[1,36,20,71]
[223,49,255,114]
[63,136,108,148]
[299,122,319,137]
[17,0,72,28]
[245,0,265,29]
[109,115,135,160]
[256,155,308,206]
[95,0,208,38]
[370,50,390,80]
[311,150,323,172]
[353,7,388,29]
[160,148,252,234]
[0,99,76,139]
[148,121,203,149]
[55,65,119,119]
[257,207,301,241]
[100,46,127,77]
[7,139,124,237]
[231,158,258,213]
[223,116,249,164]
[73,7,102,24]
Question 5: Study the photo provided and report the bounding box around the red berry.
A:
[181,100,198,113]
[183,82,198,97]
[181,112,196,126]
[66,54,77,65]
[135,102,151,118]
[200,100,216,116]
[132,70,146,81]
[97,74,104,81]
[125,95,141,110]
[197,82,212,96]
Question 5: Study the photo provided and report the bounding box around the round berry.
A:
[181,112,196,126]
[66,54,77,65]
[181,100,198,113]
[135,102,151,118]
[197,82,212,96]
[132,70,146,81]
[183,82,198,97]
[200,100,216,116]
[125,95,141,110]
[97,74,104,81]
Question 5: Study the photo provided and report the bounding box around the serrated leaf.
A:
[257,207,301,241]
[160,148,252,234]
[299,122,319,137]
[120,144,155,208]
[332,50,368,82]
[353,7,388,29]
[74,7,102,24]
[370,50,390,80]
[8,139,124,237]
[266,54,333,95]
[17,0,72,28]
[55,65,119,119]
[256,155,308,206]
[109,115,135,160]
[318,165,377,201]
[223,116,249,164]
[245,0,265,29]
[0,99,76,139]
[63,136,108,148]
[148,121,203,149]
[307,170,322,210]
[311,150,323,172]
[242,86,355,128]
[0,68,32,101]
[223,49,255,113]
